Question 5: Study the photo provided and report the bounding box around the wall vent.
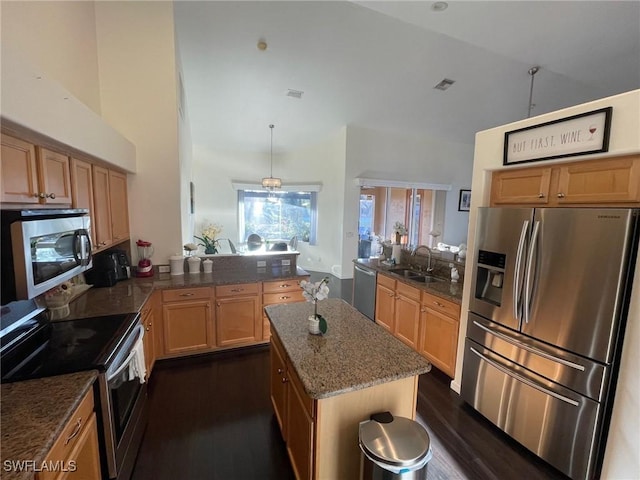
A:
[286,89,304,99]
[434,78,455,91]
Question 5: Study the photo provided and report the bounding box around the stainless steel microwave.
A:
[1,209,92,303]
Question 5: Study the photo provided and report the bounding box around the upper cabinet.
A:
[71,158,96,244]
[491,155,640,207]
[92,166,130,250]
[1,134,71,205]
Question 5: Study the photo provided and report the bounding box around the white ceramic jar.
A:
[187,256,201,274]
[169,255,185,275]
[202,259,213,273]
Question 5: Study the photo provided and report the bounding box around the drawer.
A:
[263,278,307,294]
[43,389,95,471]
[422,292,461,319]
[216,282,259,297]
[162,287,212,303]
[263,290,306,306]
[377,273,396,289]
[395,281,420,301]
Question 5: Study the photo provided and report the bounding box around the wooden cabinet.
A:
[262,277,308,340]
[374,274,396,332]
[141,293,158,378]
[393,282,421,350]
[271,332,316,480]
[36,388,101,480]
[491,155,640,206]
[1,134,72,205]
[376,274,421,349]
[215,283,261,347]
[91,165,130,251]
[270,332,288,437]
[161,287,214,356]
[70,158,95,245]
[418,292,461,378]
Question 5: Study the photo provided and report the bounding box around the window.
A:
[238,190,317,244]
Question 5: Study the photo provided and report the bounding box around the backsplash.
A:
[380,246,466,284]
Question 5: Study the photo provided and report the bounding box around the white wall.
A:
[457,89,640,479]
[191,129,347,273]
[344,125,474,260]
[1,1,102,114]
[94,2,182,265]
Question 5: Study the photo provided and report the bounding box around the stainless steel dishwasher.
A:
[353,263,377,320]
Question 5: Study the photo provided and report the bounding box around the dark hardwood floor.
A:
[132,346,569,480]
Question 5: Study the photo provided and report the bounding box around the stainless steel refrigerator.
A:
[461,207,639,480]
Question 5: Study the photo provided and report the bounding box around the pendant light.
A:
[527,66,540,118]
[262,124,282,190]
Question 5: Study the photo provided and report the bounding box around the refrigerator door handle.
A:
[472,320,586,371]
[469,347,580,407]
[523,220,540,324]
[513,220,529,323]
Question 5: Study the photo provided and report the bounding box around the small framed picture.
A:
[458,189,471,212]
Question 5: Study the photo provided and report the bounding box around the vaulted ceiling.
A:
[174,1,640,154]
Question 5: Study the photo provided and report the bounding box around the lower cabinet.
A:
[418,292,461,377]
[161,287,214,356]
[215,283,261,347]
[141,292,159,377]
[375,273,461,378]
[36,388,101,480]
[262,278,308,340]
[271,332,315,480]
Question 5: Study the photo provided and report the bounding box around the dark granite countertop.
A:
[63,266,309,320]
[265,298,431,400]
[0,371,98,480]
[353,258,462,304]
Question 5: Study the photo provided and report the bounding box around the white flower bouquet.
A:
[300,277,330,334]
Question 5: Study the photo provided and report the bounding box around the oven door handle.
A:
[107,325,144,382]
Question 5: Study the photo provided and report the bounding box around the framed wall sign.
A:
[458,189,471,212]
[504,107,612,165]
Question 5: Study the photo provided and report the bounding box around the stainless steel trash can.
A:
[359,412,432,480]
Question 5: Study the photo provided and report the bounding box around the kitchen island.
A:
[265,298,431,480]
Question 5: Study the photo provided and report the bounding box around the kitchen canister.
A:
[203,259,213,273]
[187,256,201,274]
[169,255,185,275]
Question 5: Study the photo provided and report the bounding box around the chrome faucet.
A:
[411,245,434,272]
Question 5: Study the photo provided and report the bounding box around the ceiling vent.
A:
[434,78,455,91]
[286,89,304,99]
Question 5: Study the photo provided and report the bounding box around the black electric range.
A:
[1,312,140,383]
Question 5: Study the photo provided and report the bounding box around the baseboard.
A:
[450,380,461,394]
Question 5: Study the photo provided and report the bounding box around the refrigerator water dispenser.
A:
[475,250,506,306]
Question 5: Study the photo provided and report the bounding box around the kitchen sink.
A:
[408,275,442,284]
[387,268,422,277]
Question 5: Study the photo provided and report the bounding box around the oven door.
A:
[99,323,148,479]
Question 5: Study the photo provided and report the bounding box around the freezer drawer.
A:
[467,313,609,402]
[461,338,602,480]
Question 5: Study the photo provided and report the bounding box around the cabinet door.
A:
[162,299,213,355]
[58,413,102,480]
[142,304,155,377]
[374,283,395,332]
[108,170,130,242]
[70,158,95,245]
[287,369,315,480]
[1,134,39,204]
[92,165,112,249]
[419,308,459,377]
[37,147,72,205]
[215,295,261,346]
[394,294,421,350]
[270,335,288,439]
[556,155,640,204]
[491,167,552,205]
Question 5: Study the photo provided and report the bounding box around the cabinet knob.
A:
[179,293,195,297]
[433,301,444,308]
[420,307,427,313]
[279,296,290,300]
[281,377,288,384]
[538,193,545,198]
[557,192,565,198]
[277,368,284,374]
[146,326,150,332]
[38,192,47,199]
[280,284,291,288]
[46,192,56,199]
